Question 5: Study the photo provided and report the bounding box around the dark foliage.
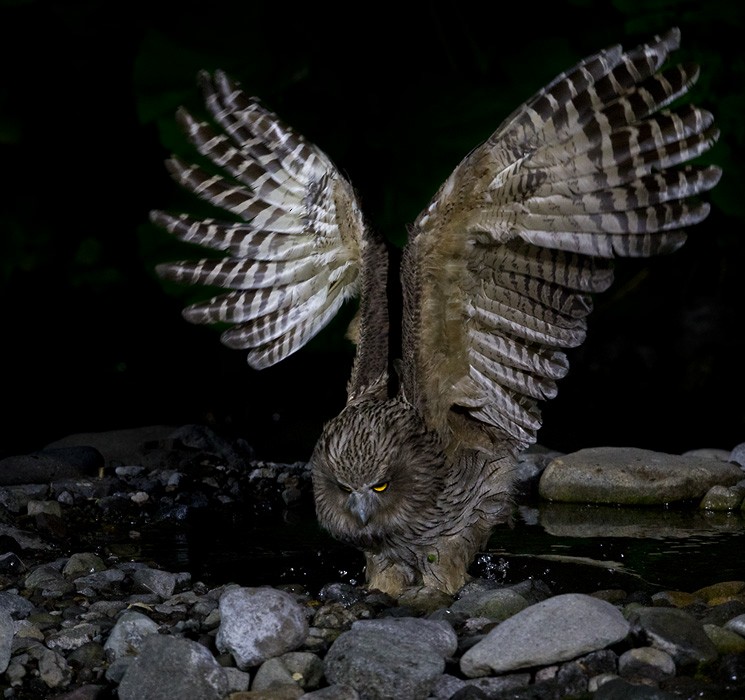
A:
[1,0,743,459]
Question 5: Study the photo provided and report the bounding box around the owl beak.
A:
[347,491,372,526]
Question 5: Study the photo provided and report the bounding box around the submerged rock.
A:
[539,446,744,505]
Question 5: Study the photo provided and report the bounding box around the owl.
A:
[151,28,720,596]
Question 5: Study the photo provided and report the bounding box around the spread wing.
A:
[399,27,721,453]
[151,70,386,383]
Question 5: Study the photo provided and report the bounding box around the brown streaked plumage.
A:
[151,28,721,596]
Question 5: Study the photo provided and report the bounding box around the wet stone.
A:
[0,426,743,698]
[629,606,719,668]
[460,593,630,677]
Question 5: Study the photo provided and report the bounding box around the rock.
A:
[0,446,103,486]
[24,563,75,597]
[103,610,160,662]
[252,656,301,691]
[704,624,745,654]
[117,634,229,700]
[0,610,13,673]
[324,618,449,700]
[449,587,530,621]
[62,552,107,578]
[729,442,745,468]
[28,644,72,689]
[459,593,630,677]
[725,613,745,637]
[699,483,745,510]
[131,566,179,599]
[44,425,178,469]
[629,606,719,668]
[539,447,744,504]
[215,586,309,669]
[618,646,676,680]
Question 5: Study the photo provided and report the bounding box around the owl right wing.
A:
[399,28,721,455]
[151,71,383,377]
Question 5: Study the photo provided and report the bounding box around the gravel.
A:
[0,424,744,699]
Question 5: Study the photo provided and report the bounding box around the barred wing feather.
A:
[402,28,721,450]
[152,71,365,370]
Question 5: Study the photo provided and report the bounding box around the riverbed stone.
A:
[103,609,160,662]
[460,593,630,677]
[324,619,448,700]
[700,483,745,510]
[215,585,309,669]
[629,606,718,668]
[117,634,229,700]
[449,587,531,621]
[539,447,744,504]
[0,610,13,673]
[618,646,676,680]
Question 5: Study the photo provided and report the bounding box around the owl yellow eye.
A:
[372,482,389,493]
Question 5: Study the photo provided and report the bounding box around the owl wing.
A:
[151,70,382,375]
[399,27,721,453]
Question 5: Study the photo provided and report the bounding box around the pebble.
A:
[0,426,743,698]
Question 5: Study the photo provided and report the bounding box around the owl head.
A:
[310,396,445,549]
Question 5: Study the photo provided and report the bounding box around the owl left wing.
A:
[151,71,372,371]
[399,28,721,454]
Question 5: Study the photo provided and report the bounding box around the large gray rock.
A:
[324,618,453,700]
[460,593,630,677]
[117,634,228,700]
[215,586,309,669]
[539,447,744,505]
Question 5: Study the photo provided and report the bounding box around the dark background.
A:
[1,0,743,462]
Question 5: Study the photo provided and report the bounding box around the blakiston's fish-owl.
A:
[151,28,720,596]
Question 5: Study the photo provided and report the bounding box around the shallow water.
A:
[130,500,745,595]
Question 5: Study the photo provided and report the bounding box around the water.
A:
[131,500,745,595]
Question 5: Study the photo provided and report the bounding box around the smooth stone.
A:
[692,580,745,602]
[539,447,744,504]
[699,484,745,510]
[618,646,676,680]
[704,624,745,653]
[251,656,300,691]
[725,613,745,636]
[459,593,630,677]
[324,622,446,700]
[350,617,458,658]
[729,442,745,468]
[117,634,228,700]
[629,607,718,667]
[448,588,530,621]
[215,586,309,669]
